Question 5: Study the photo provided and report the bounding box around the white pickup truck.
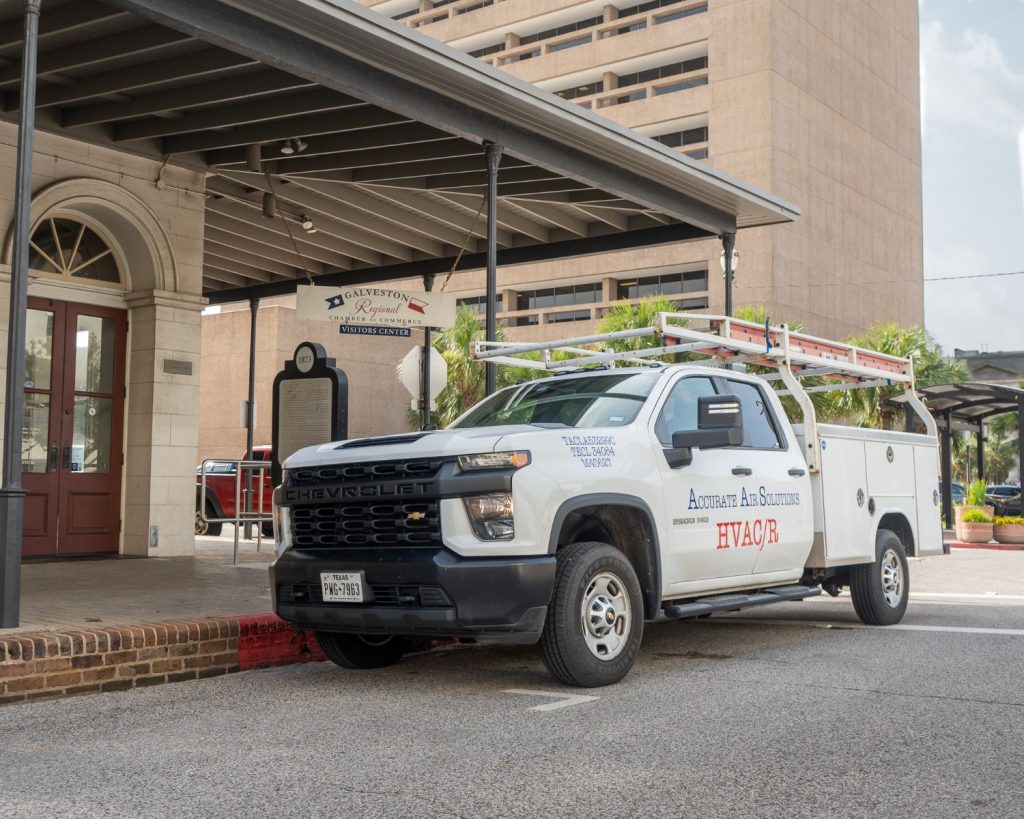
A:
[271,315,945,687]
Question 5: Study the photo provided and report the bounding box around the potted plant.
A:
[955,480,994,538]
[994,516,1024,545]
[960,509,994,544]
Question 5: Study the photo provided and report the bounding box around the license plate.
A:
[320,571,365,603]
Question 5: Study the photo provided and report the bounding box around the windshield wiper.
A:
[529,422,569,429]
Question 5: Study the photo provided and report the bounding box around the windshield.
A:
[452,372,662,429]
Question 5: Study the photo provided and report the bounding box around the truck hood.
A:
[283,426,542,467]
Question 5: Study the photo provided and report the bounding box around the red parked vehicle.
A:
[195,446,274,536]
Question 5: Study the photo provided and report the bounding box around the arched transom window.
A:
[29,217,122,287]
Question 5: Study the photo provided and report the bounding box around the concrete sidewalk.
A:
[13,530,274,634]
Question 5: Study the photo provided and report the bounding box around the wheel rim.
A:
[357,635,394,648]
[880,548,903,607]
[580,572,631,661]
[195,510,208,536]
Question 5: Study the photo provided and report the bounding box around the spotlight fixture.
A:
[279,138,309,156]
[300,214,317,234]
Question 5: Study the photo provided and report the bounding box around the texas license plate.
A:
[320,571,365,603]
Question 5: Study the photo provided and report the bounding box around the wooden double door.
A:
[22,297,127,557]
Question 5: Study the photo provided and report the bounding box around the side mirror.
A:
[664,394,744,469]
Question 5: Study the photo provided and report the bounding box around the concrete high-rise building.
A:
[358,0,924,340]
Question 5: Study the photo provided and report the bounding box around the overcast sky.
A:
[919,0,1024,353]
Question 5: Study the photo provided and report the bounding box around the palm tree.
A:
[403,307,536,430]
[826,323,969,428]
[596,295,681,352]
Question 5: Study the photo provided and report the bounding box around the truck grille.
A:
[289,458,442,486]
[277,583,453,608]
[291,500,441,548]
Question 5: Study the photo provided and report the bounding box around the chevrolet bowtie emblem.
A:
[407,512,426,521]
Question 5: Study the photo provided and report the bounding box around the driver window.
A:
[655,377,717,446]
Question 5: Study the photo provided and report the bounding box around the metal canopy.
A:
[0,0,799,300]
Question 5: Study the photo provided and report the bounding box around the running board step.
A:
[662,584,821,620]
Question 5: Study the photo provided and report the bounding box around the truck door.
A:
[654,375,759,588]
[715,377,814,577]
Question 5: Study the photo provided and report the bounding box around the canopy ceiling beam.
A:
[0,24,192,87]
[264,138,475,175]
[214,171,440,258]
[62,68,315,127]
[0,0,128,49]
[202,260,268,287]
[114,88,363,142]
[204,187,384,266]
[11,49,255,111]
[205,123,453,167]
[204,210,353,270]
[202,252,277,283]
[205,229,327,276]
[435,190,550,242]
[162,107,408,154]
[496,198,589,236]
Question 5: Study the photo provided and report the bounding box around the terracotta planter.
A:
[960,522,994,544]
[955,505,995,539]
[994,523,1024,545]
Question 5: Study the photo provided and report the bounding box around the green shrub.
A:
[962,509,993,524]
[966,480,988,507]
[994,516,1024,526]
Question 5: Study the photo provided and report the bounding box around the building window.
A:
[470,42,504,58]
[392,8,418,21]
[516,283,602,312]
[519,16,603,47]
[683,148,708,160]
[554,80,603,101]
[457,0,495,14]
[617,270,707,300]
[615,0,707,32]
[29,217,121,287]
[548,309,593,324]
[458,294,503,314]
[653,126,708,148]
[514,314,539,327]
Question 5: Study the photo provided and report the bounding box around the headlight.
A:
[458,451,531,471]
[463,492,514,540]
[272,500,290,556]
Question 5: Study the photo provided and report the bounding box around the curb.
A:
[950,541,1024,552]
[0,613,323,707]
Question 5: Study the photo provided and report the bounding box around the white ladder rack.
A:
[472,313,937,472]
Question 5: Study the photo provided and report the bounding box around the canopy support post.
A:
[976,421,985,483]
[940,411,953,531]
[484,141,502,397]
[721,232,736,317]
[1,0,41,629]
[421,272,435,431]
[244,297,259,539]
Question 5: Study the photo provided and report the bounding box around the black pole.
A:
[0,0,41,630]
[421,272,435,430]
[941,411,953,530]
[1018,399,1023,492]
[721,232,736,317]
[245,297,258,538]
[484,141,502,396]
[976,421,985,483]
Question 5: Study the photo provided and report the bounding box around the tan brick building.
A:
[359,0,924,339]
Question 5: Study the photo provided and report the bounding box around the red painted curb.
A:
[949,541,1024,552]
[236,612,325,671]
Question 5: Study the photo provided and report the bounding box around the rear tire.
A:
[195,504,223,537]
[850,528,909,625]
[315,632,409,669]
[540,541,643,688]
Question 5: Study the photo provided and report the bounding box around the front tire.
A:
[540,542,644,688]
[315,632,409,669]
[850,528,909,625]
[195,505,223,537]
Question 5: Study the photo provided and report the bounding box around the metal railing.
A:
[199,459,273,565]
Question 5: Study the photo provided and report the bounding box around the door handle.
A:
[62,443,71,470]
[788,468,806,477]
[49,444,58,471]
[731,467,753,476]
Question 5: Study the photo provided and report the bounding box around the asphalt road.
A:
[2,550,1023,819]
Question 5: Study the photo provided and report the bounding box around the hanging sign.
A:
[296,285,456,329]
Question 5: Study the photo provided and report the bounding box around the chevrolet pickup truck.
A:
[270,315,945,687]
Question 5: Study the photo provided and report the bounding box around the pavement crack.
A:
[785,680,1024,709]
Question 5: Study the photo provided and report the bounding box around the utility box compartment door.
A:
[818,435,874,564]
[914,444,943,555]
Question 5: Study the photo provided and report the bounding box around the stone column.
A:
[122,289,205,557]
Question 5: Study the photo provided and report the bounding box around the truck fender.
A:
[547,493,662,619]
[196,485,224,519]
[875,509,917,557]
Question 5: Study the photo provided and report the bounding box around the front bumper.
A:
[270,548,555,645]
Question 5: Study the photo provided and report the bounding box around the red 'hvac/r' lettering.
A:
[716,518,779,551]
